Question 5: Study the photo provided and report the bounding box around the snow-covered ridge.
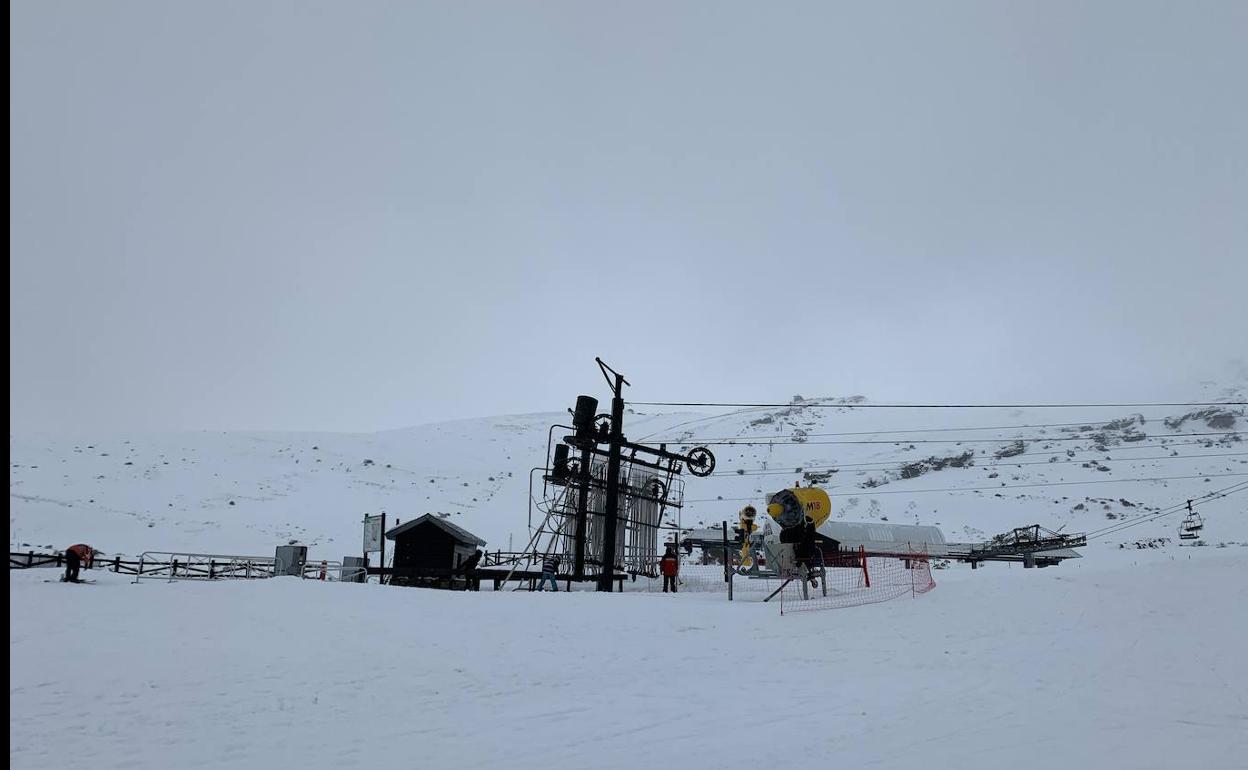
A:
[9,389,1247,559]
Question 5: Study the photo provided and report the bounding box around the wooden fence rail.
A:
[11,552,278,579]
[12,552,362,583]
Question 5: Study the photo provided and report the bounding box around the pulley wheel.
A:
[685,446,716,477]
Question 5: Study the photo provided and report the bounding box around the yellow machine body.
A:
[737,505,758,567]
[766,486,832,530]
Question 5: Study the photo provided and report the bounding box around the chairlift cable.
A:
[722,451,1247,478]
[711,438,1248,475]
[670,431,1241,447]
[1085,482,1248,540]
[681,472,1248,504]
[630,400,1247,409]
[648,419,1221,443]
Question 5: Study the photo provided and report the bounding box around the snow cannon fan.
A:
[766,487,832,532]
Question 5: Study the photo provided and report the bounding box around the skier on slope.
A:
[63,543,96,583]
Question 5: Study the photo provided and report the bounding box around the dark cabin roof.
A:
[385,513,487,546]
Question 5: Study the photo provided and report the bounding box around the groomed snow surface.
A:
[10,549,1247,769]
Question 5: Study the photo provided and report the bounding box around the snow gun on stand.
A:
[731,485,835,576]
[737,505,758,567]
[761,485,833,578]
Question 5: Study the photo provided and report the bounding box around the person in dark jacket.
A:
[459,549,483,591]
[793,518,820,588]
[659,547,679,593]
[539,554,561,592]
[63,543,95,583]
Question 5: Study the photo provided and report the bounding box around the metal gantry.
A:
[967,525,1088,567]
[515,358,715,591]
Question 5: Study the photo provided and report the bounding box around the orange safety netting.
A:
[778,545,935,614]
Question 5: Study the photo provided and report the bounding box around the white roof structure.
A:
[819,520,946,549]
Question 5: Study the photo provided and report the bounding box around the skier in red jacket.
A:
[660,546,680,593]
[63,543,95,583]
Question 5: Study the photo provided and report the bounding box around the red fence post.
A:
[860,545,870,588]
[907,542,914,598]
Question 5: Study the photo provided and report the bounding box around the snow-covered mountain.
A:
[10,383,1248,770]
[9,383,1247,559]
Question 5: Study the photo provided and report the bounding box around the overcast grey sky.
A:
[10,1,1247,434]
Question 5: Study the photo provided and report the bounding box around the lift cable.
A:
[645,419,1228,443]
[629,400,1246,410]
[1085,479,1247,535]
[1083,484,1241,541]
[711,438,1247,475]
[1085,482,1248,540]
[636,407,1245,444]
[680,472,1248,504]
[669,431,1240,447]
[635,405,777,443]
[720,451,1248,478]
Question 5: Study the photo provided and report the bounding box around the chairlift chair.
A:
[1179,500,1204,540]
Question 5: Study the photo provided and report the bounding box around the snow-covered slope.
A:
[9,383,1247,559]
[10,384,1248,770]
[9,549,1248,769]
[7,410,705,556]
[656,393,1247,549]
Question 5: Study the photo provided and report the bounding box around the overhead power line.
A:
[681,472,1248,504]
[631,400,1246,409]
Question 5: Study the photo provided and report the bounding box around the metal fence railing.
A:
[131,552,277,583]
[300,560,367,582]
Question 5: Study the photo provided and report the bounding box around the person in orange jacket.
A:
[64,543,95,583]
[659,546,680,593]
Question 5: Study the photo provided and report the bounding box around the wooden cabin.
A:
[385,514,487,587]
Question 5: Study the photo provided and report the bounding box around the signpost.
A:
[363,513,386,584]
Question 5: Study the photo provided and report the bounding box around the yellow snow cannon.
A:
[766,486,832,531]
[737,505,758,567]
